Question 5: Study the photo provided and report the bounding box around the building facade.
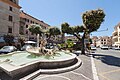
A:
[0,0,21,43]
[19,11,50,41]
[91,36,112,47]
[112,23,120,48]
[95,36,112,47]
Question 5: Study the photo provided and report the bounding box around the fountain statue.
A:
[27,32,58,56]
[27,39,59,56]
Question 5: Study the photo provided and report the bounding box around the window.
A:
[8,26,12,33]
[31,21,32,23]
[31,32,34,35]
[10,0,13,1]
[8,15,13,22]
[104,42,106,44]
[9,6,12,11]
[26,25,28,28]
[26,30,28,34]
[24,18,27,21]
[27,19,29,23]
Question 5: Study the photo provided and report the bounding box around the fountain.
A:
[0,24,82,79]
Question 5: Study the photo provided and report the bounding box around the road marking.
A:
[71,71,92,80]
[91,55,99,80]
[98,74,111,80]
[35,75,71,80]
[100,69,120,75]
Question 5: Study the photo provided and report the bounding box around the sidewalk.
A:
[33,55,93,80]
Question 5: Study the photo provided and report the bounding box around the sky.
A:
[20,0,120,36]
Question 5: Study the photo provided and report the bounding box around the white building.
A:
[112,23,120,48]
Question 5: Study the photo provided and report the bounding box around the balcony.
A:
[112,36,118,39]
[112,30,118,35]
[20,18,26,26]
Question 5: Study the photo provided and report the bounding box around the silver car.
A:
[0,46,17,54]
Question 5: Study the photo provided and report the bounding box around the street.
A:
[34,49,120,80]
[93,48,120,80]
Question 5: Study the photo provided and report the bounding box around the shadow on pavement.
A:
[91,54,120,67]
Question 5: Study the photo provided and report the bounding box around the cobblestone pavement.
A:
[33,55,93,80]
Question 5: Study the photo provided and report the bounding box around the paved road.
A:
[34,55,93,80]
[93,48,120,80]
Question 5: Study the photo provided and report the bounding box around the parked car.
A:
[21,45,33,51]
[101,45,109,50]
[0,46,17,54]
[112,47,120,50]
[91,46,97,50]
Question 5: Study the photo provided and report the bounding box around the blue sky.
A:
[20,0,120,36]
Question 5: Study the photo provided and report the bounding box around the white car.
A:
[101,45,109,50]
[21,45,33,51]
[112,47,120,50]
[91,46,97,50]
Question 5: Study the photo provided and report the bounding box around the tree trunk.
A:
[73,33,86,55]
[62,33,65,43]
[81,32,85,54]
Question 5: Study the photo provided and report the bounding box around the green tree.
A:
[61,9,105,54]
[61,23,84,40]
[66,39,74,48]
[48,27,61,39]
[28,24,43,36]
[81,9,105,54]
[3,34,14,45]
[61,23,70,42]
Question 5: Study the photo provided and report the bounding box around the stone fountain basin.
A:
[39,54,76,69]
[0,51,77,77]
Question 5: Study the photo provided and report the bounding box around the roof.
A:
[20,10,50,27]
